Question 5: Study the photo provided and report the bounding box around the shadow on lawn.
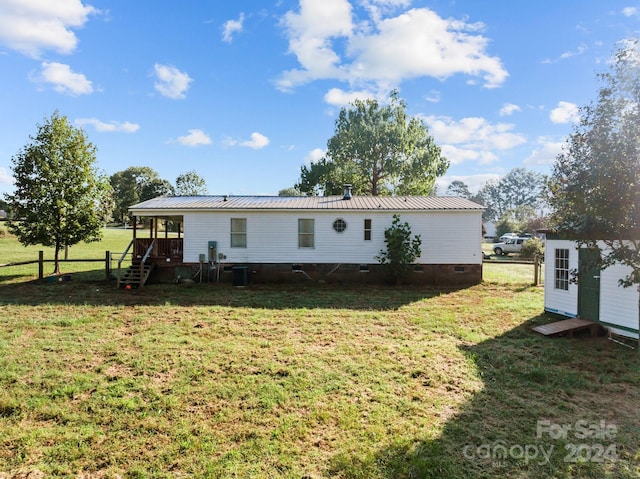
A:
[329,314,640,479]
[0,278,469,311]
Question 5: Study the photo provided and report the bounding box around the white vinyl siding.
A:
[183,210,482,266]
[599,253,639,338]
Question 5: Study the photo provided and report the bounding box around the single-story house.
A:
[126,188,485,285]
[544,236,639,339]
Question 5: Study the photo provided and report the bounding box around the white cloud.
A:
[425,90,441,103]
[436,173,501,194]
[425,115,526,151]
[549,101,580,124]
[0,167,13,188]
[278,0,354,91]
[177,129,211,147]
[75,118,139,133]
[499,103,521,116]
[347,9,507,87]
[153,64,192,99]
[560,44,587,60]
[543,44,587,64]
[241,132,270,149]
[304,147,326,166]
[423,115,525,167]
[31,62,93,95]
[622,7,638,17]
[324,87,377,106]
[222,13,244,43]
[277,4,507,92]
[224,132,270,149]
[360,0,411,23]
[439,144,498,166]
[0,0,97,58]
[524,137,565,167]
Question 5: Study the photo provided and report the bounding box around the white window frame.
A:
[230,218,247,248]
[298,219,314,248]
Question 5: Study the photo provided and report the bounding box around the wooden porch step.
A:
[532,318,602,338]
[121,264,154,287]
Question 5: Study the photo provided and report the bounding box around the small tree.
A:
[377,214,422,284]
[4,111,109,274]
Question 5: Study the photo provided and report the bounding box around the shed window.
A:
[364,219,372,240]
[298,219,314,248]
[230,218,247,248]
[554,248,569,290]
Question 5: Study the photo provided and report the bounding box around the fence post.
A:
[534,254,539,286]
[38,251,44,280]
[105,250,110,281]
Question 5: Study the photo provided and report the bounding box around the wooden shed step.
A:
[532,318,602,337]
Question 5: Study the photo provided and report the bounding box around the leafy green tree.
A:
[547,39,640,287]
[297,91,448,196]
[446,180,472,199]
[377,214,422,284]
[296,158,341,196]
[477,168,546,222]
[110,166,165,224]
[278,186,304,196]
[4,111,109,274]
[175,170,207,196]
[141,178,174,200]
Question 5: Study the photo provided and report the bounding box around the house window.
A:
[333,218,347,233]
[364,219,372,241]
[555,248,569,290]
[230,218,247,248]
[298,219,314,248]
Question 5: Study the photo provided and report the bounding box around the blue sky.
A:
[0,0,639,197]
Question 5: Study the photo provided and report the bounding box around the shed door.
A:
[578,248,601,322]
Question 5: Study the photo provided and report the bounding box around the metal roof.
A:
[129,195,484,213]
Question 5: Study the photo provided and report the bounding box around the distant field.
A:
[1,227,637,478]
[0,225,134,281]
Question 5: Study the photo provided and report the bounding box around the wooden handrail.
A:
[138,239,156,288]
[117,239,134,288]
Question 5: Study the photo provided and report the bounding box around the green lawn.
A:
[0,229,638,478]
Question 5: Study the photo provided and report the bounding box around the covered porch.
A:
[130,215,184,263]
[117,215,184,287]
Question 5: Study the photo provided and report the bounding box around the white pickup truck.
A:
[493,237,529,256]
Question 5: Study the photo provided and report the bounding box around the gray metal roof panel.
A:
[129,195,485,212]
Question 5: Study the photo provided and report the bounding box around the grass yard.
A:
[0,229,638,478]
